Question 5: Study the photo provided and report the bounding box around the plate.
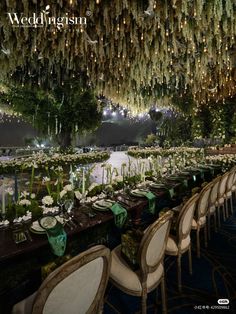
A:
[130,189,147,197]
[30,221,45,234]
[92,199,114,211]
[39,216,57,230]
[149,182,166,189]
[30,216,64,234]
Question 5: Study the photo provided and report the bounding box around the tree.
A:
[145,133,157,146]
[0,79,102,149]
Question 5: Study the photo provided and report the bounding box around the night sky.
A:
[0,118,155,147]
[0,118,37,147]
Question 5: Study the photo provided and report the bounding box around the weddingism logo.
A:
[6,5,88,29]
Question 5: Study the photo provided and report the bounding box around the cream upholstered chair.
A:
[225,167,236,216]
[12,245,111,314]
[191,182,212,258]
[165,193,199,292]
[216,172,230,227]
[110,211,173,314]
[231,166,236,198]
[208,176,221,239]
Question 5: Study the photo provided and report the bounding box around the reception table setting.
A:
[0,148,235,313]
[0,155,224,263]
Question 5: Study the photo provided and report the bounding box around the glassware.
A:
[57,198,65,212]
[64,199,74,214]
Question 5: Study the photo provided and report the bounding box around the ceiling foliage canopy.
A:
[0,0,235,113]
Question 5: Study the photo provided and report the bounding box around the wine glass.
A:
[64,199,74,214]
[57,198,65,213]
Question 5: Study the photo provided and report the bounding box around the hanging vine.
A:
[0,0,235,113]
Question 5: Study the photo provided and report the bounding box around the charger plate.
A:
[130,189,147,197]
[93,199,114,211]
[30,216,64,234]
[149,182,166,188]
[30,221,45,234]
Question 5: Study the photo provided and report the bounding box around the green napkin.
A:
[111,203,127,228]
[145,191,156,214]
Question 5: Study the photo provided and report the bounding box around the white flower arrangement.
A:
[0,151,110,174]
[19,199,31,206]
[20,191,30,198]
[42,195,54,206]
[5,187,14,195]
[63,184,73,192]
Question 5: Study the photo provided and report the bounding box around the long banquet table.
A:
[0,165,222,313]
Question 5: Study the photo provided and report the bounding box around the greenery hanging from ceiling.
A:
[191,96,236,142]
[0,0,235,113]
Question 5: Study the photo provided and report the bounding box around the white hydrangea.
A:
[42,195,54,206]
[19,199,31,206]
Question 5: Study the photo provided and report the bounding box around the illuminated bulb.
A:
[96,0,100,4]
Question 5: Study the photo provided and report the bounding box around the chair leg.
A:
[196,228,200,258]
[161,275,167,314]
[222,204,226,221]
[230,196,233,215]
[207,215,211,240]
[213,212,217,233]
[225,199,229,218]
[217,206,221,228]
[177,254,182,292]
[204,224,208,248]
[188,246,192,275]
